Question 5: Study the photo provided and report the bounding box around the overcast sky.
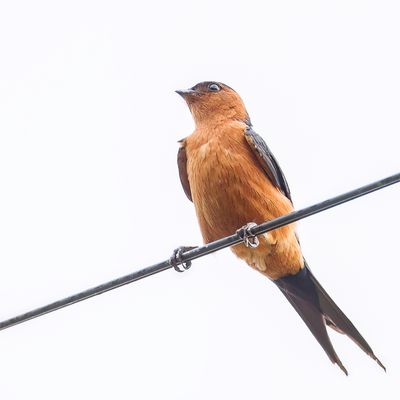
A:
[0,1,399,399]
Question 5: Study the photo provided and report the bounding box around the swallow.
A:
[175,81,385,375]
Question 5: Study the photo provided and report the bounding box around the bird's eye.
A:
[208,83,220,92]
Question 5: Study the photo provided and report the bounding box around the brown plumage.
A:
[176,81,384,374]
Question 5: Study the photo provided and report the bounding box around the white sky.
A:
[0,1,399,399]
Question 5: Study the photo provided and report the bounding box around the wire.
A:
[0,172,399,332]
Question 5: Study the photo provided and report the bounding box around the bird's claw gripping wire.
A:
[237,222,260,248]
[169,246,197,272]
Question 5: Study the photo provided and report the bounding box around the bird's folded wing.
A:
[177,140,192,202]
[244,127,292,202]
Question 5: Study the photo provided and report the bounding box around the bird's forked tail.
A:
[274,262,385,375]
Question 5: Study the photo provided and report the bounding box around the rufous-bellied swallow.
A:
[175,81,384,375]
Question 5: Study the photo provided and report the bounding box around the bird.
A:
[175,81,385,375]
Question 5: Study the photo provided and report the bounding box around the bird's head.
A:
[176,81,250,126]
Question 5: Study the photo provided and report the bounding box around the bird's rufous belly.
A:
[187,138,304,279]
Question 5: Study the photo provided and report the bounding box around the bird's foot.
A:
[236,222,259,248]
[169,246,197,272]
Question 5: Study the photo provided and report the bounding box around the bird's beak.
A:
[175,88,196,98]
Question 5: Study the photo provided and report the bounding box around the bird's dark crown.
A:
[190,81,235,93]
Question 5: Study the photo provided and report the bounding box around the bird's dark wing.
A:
[177,140,192,202]
[244,127,292,202]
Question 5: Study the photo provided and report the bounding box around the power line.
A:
[0,172,399,332]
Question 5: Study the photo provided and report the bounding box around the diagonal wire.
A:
[0,172,399,332]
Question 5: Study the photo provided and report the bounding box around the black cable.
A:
[0,172,399,332]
